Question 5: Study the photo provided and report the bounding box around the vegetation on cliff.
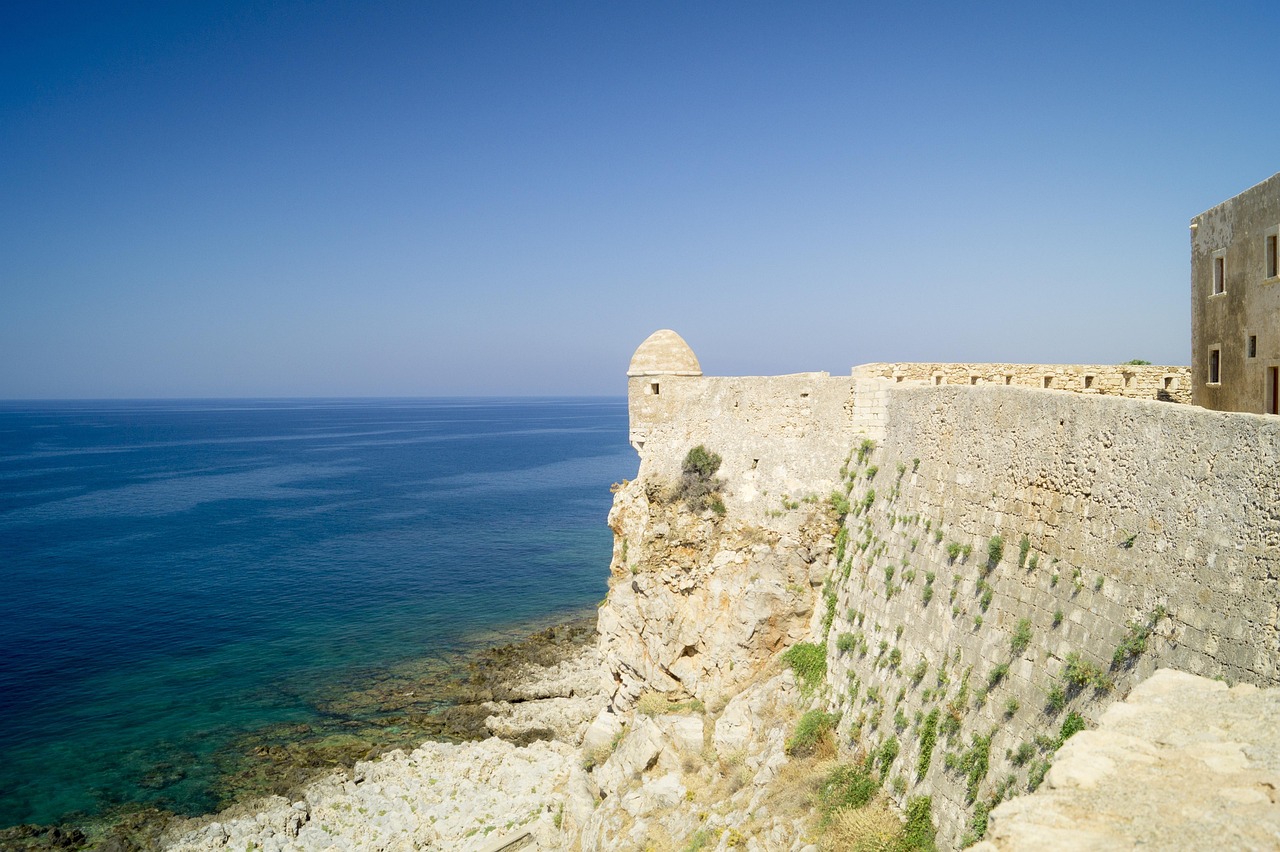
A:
[674,444,726,515]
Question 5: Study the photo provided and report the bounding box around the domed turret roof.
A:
[627,329,702,377]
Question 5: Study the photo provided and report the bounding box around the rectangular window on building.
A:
[1213,255,1226,294]
[1268,235,1278,278]
[1249,335,1258,358]
[1209,348,1221,384]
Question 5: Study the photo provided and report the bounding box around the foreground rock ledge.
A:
[974,669,1280,852]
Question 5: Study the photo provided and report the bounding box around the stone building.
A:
[1191,171,1280,413]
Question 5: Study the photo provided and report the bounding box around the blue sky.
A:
[3,1,1278,397]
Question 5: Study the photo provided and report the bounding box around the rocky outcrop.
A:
[163,737,585,852]
[596,476,835,712]
[482,642,608,745]
[576,670,814,852]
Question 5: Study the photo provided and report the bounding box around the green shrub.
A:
[917,708,940,779]
[830,490,851,517]
[1063,652,1109,691]
[939,708,960,740]
[1058,711,1086,747]
[783,642,828,695]
[1123,358,1152,365]
[676,445,725,513]
[837,632,858,654]
[878,735,900,771]
[1003,697,1019,718]
[986,663,1009,690]
[681,829,715,852]
[960,733,991,804]
[1112,607,1168,667]
[962,800,990,847]
[1017,535,1031,568]
[1052,609,1063,627]
[1027,759,1050,791]
[1011,618,1033,655]
[856,438,876,465]
[818,763,879,818]
[979,586,993,612]
[985,535,1004,572]
[1011,741,1034,765]
[911,659,929,685]
[946,541,962,562]
[1046,685,1066,714]
[900,796,938,851]
[834,526,849,563]
[822,588,838,633]
[787,710,839,756]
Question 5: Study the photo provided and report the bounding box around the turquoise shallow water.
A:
[0,398,633,827]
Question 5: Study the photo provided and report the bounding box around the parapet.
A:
[852,362,1192,403]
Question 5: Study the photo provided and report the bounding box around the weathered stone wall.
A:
[626,373,858,510]
[852,362,1192,404]
[821,383,1280,846]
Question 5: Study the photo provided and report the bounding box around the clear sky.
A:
[3,1,1278,398]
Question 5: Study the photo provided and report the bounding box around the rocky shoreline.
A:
[0,614,604,852]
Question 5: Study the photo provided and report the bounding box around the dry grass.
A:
[639,823,679,852]
[636,691,671,716]
[760,755,835,816]
[636,690,705,717]
[821,796,903,852]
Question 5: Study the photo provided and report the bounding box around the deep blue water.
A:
[0,398,633,828]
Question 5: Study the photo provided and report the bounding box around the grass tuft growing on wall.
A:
[985,536,1004,573]
[783,642,828,695]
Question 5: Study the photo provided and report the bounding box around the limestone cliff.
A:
[597,476,831,711]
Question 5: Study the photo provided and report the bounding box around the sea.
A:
[0,397,634,829]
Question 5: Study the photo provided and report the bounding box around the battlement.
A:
[852,361,1192,403]
[626,333,1196,457]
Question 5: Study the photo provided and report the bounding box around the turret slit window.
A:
[1209,347,1221,384]
[1212,253,1226,295]
[1268,234,1278,279]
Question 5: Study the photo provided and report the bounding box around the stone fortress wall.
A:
[852,361,1192,404]
[820,383,1280,845]
[618,330,1280,847]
